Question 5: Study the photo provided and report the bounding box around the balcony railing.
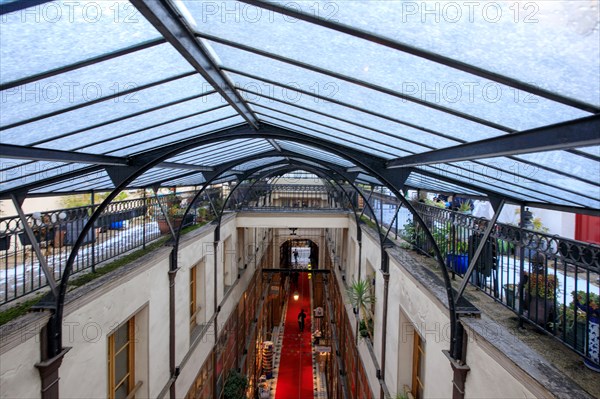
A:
[400,202,600,368]
[0,190,220,305]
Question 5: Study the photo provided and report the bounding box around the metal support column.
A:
[10,194,58,298]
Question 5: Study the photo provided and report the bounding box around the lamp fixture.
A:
[293,291,300,301]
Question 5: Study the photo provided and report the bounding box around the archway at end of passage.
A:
[279,239,319,269]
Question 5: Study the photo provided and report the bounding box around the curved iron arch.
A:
[48,123,453,361]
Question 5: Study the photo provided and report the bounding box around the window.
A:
[411,332,425,399]
[108,317,135,399]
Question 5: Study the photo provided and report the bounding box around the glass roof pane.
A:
[356,173,382,185]
[464,156,600,200]
[219,58,508,143]
[576,146,600,158]
[2,74,212,146]
[109,118,246,156]
[0,1,160,84]
[0,162,91,191]
[231,73,459,150]
[161,174,207,187]
[249,101,429,155]
[89,106,238,155]
[0,158,29,172]
[130,168,186,187]
[233,157,285,171]
[40,92,225,150]
[167,139,272,166]
[30,171,113,194]
[190,9,590,130]
[406,172,484,196]
[420,164,597,208]
[277,141,354,167]
[1,43,194,126]
[266,1,600,107]
[514,150,600,185]
[439,160,588,204]
[259,116,399,159]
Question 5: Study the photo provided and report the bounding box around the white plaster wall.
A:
[59,253,170,399]
[463,334,536,399]
[236,212,348,229]
[0,331,41,399]
[379,251,454,398]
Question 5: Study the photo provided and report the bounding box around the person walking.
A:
[297,309,306,332]
[293,249,299,265]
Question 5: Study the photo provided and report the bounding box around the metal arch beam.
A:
[235,0,599,114]
[218,160,370,242]
[130,0,259,130]
[159,162,214,172]
[44,122,451,363]
[227,157,393,251]
[387,115,600,168]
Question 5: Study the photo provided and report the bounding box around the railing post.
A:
[518,204,526,328]
[91,190,95,273]
[142,189,147,250]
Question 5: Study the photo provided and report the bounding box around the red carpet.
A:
[275,272,314,398]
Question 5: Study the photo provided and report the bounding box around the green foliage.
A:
[532,217,549,233]
[395,393,409,399]
[458,201,472,213]
[527,273,557,300]
[223,370,247,399]
[0,295,43,326]
[60,191,128,208]
[360,215,378,231]
[454,241,468,255]
[347,278,376,322]
[401,219,416,245]
[572,290,600,316]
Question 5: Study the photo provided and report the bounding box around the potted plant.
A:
[156,195,187,234]
[223,369,248,399]
[572,290,600,371]
[503,283,518,309]
[347,279,376,339]
[525,273,557,328]
[458,201,472,214]
[447,240,469,275]
[556,303,587,352]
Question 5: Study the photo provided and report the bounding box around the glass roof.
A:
[0,0,597,214]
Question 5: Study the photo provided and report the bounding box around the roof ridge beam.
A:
[130,0,259,129]
[0,144,129,166]
[387,114,600,168]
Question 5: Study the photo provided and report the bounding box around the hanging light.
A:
[293,291,300,301]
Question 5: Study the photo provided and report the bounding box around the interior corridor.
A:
[274,272,314,398]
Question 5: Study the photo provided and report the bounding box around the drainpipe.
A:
[212,229,220,398]
[168,248,179,398]
[354,235,362,398]
[380,270,390,399]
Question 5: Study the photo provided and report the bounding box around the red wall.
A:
[575,214,600,244]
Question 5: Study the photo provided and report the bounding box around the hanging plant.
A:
[223,369,248,399]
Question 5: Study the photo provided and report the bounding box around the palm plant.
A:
[347,278,376,337]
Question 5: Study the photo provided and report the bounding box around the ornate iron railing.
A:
[0,189,221,305]
[232,183,349,210]
[401,202,600,368]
